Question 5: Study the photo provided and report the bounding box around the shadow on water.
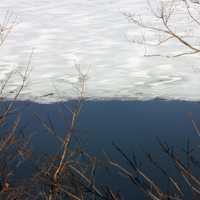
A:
[1,99,200,199]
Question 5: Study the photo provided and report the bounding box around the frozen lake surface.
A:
[0,0,200,102]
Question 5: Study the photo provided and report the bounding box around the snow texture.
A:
[0,0,200,102]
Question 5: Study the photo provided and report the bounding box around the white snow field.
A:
[0,0,200,102]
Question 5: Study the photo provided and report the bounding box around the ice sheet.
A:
[0,0,199,102]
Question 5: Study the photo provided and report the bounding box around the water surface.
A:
[2,99,200,199]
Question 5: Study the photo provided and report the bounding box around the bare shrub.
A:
[124,0,200,57]
[99,1,200,200]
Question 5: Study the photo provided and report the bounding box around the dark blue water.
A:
[1,100,200,199]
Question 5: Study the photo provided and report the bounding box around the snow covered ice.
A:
[0,0,200,102]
